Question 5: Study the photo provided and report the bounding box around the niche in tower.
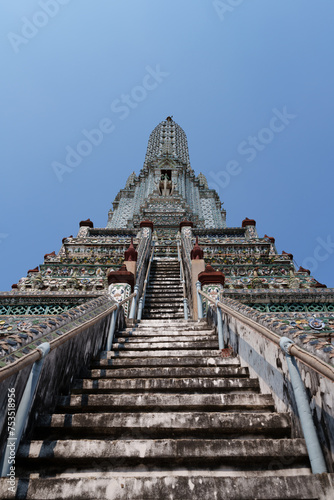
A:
[159,169,173,196]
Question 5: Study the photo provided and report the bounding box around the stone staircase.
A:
[9,318,334,499]
[143,258,184,319]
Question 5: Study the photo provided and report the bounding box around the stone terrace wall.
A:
[208,300,334,472]
[0,307,125,460]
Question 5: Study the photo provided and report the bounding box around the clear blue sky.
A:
[1,1,333,290]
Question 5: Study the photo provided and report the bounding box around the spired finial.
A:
[166,116,173,121]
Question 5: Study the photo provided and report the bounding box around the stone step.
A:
[144,297,184,304]
[148,279,180,283]
[135,319,198,326]
[111,341,219,350]
[149,277,180,280]
[114,335,217,343]
[6,474,333,500]
[145,295,183,301]
[151,264,179,268]
[144,297,183,302]
[147,285,183,290]
[142,312,185,318]
[82,365,250,380]
[144,300,183,312]
[147,279,182,283]
[95,356,241,368]
[71,377,258,394]
[117,330,216,337]
[148,273,180,276]
[135,320,201,326]
[145,295,182,299]
[101,349,223,358]
[147,280,183,290]
[17,437,307,466]
[142,314,185,319]
[56,393,274,413]
[36,412,291,439]
[150,271,180,275]
[130,324,214,332]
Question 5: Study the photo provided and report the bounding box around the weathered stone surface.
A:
[37,411,291,438]
[2,474,334,500]
[86,365,250,379]
[18,437,307,462]
[95,355,241,368]
[111,340,219,350]
[9,313,332,498]
[56,393,274,412]
[115,334,216,342]
[71,377,254,393]
[103,348,222,358]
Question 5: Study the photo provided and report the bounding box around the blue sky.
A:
[1,0,333,289]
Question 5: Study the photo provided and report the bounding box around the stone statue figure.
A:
[155,173,176,196]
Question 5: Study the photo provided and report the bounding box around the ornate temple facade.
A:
[0,115,333,358]
[107,116,225,231]
[0,118,334,496]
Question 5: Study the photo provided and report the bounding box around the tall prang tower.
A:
[1,118,334,498]
[0,115,332,354]
[107,116,225,233]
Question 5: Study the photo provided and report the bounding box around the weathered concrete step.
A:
[122,330,215,337]
[144,299,184,305]
[145,285,182,289]
[17,438,307,465]
[149,274,180,278]
[114,335,217,343]
[147,284,182,288]
[145,291,183,300]
[149,276,180,280]
[101,349,223,358]
[56,393,274,412]
[145,287,182,292]
[150,271,180,275]
[144,297,183,303]
[111,341,219,350]
[6,474,333,500]
[135,319,195,324]
[96,355,240,368]
[143,314,185,319]
[147,280,181,286]
[143,307,184,313]
[36,412,291,438]
[117,329,216,337]
[145,291,183,296]
[86,366,249,379]
[72,377,258,394]
[145,294,183,300]
[152,263,179,266]
[145,292,183,297]
[142,310,184,317]
[142,312,184,318]
[130,324,214,332]
[136,320,205,326]
[147,286,183,290]
[142,313,185,319]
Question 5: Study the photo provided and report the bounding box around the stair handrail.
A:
[197,288,334,382]
[177,240,189,320]
[197,288,329,474]
[0,290,137,477]
[180,232,194,318]
[0,291,136,383]
[137,243,155,320]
